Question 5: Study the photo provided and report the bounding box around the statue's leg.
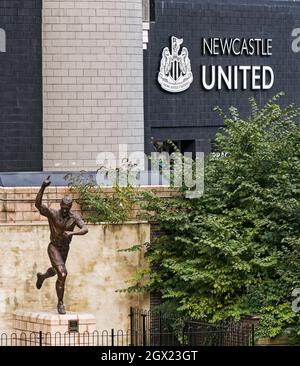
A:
[47,243,69,314]
[36,267,56,290]
[36,243,58,290]
[55,264,67,315]
[46,267,57,277]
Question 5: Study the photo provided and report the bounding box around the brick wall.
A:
[0,0,42,172]
[0,185,178,224]
[43,0,144,171]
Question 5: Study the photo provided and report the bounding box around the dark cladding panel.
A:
[0,0,42,172]
[144,0,300,154]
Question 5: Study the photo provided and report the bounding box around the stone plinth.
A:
[13,310,96,346]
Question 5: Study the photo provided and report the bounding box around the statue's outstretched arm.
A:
[64,215,88,238]
[73,215,88,236]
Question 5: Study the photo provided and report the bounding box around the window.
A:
[153,140,196,157]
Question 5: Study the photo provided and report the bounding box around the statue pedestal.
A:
[13,310,96,346]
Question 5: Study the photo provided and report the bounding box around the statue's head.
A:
[60,196,73,217]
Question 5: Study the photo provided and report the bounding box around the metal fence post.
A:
[142,313,147,346]
[188,326,192,346]
[111,329,114,347]
[129,307,134,346]
[159,311,162,346]
[39,331,42,347]
[252,324,255,346]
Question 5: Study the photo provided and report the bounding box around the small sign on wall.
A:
[68,320,79,333]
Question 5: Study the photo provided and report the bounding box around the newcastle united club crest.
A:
[158,36,193,93]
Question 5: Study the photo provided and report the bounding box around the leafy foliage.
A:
[66,167,137,224]
[129,93,300,339]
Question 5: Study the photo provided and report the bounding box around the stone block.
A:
[13,310,96,345]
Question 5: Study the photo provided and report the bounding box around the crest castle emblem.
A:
[158,36,193,93]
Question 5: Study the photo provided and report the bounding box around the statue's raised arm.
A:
[35,176,52,217]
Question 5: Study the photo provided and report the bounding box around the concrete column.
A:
[42,0,144,171]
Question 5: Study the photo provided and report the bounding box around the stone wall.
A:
[42,0,144,171]
[0,185,176,224]
[0,221,149,332]
[0,185,178,332]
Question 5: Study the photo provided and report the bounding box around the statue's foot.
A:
[57,303,66,315]
[36,273,45,290]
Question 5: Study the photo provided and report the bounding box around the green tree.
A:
[131,93,300,340]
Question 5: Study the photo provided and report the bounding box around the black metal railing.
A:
[0,308,255,346]
[0,330,133,347]
[129,308,255,346]
[0,322,254,347]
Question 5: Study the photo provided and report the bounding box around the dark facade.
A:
[144,0,300,155]
[0,0,42,172]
